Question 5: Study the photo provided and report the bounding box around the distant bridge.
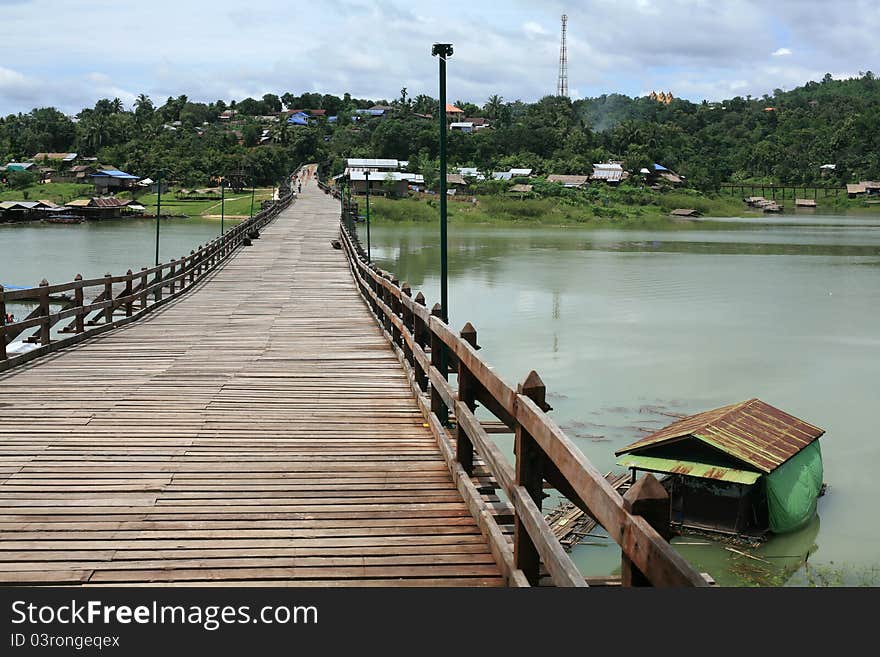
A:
[0,165,706,587]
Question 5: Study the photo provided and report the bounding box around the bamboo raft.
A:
[545,473,631,550]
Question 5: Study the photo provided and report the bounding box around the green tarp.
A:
[766,440,823,533]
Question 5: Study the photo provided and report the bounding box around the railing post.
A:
[189,251,196,285]
[196,246,203,278]
[74,274,84,332]
[124,270,133,317]
[390,276,402,348]
[0,284,6,360]
[38,279,50,345]
[168,261,176,295]
[413,292,428,392]
[401,282,413,368]
[514,370,549,586]
[103,273,113,324]
[154,266,163,303]
[621,474,672,587]
[456,322,480,475]
[429,302,448,425]
[140,267,148,309]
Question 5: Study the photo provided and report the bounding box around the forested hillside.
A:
[2,73,878,190]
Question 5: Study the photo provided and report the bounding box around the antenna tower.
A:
[557,14,568,97]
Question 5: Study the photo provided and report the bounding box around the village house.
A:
[90,169,140,194]
[457,167,485,181]
[492,168,533,181]
[616,398,825,538]
[0,200,66,222]
[65,197,138,220]
[642,163,683,186]
[32,152,77,165]
[547,174,589,188]
[450,122,474,133]
[463,117,491,130]
[591,162,626,185]
[445,103,465,119]
[344,170,424,196]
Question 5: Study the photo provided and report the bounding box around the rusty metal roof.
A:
[615,399,824,473]
[616,454,762,484]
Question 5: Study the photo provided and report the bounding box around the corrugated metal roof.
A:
[547,174,588,187]
[615,399,825,473]
[346,158,399,169]
[616,454,762,484]
[92,169,139,179]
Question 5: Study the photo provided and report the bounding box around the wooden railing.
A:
[323,181,708,587]
[0,171,301,372]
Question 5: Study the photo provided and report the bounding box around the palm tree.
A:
[484,94,504,120]
[111,97,124,113]
[134,94,154,113]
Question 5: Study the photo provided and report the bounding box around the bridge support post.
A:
[621,474,672,587]
[514,371,550,586]
[455,322,480,475]
[430,303,448,425]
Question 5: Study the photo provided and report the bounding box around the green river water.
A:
[367,215,880,586]
[1,214,878,586]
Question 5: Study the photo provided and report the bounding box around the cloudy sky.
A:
[1,0,877,115]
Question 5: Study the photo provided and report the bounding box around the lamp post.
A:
[220,178,225,236]
[249,172,256,220]
[432,42,453,323]
[154,169,163,266]
[364,170,371,263]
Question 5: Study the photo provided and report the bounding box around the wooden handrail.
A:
[337,211,708,588]
[0,168,304,368]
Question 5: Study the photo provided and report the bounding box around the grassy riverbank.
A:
[368,190,754,227]
[367,186,880,227]
[135,188,275,218]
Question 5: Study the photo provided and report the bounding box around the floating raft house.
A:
[615,399,824,536]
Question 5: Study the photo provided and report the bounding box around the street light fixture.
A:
[154,169,164,266]
[432,42,453,323]
[364,169,371,263]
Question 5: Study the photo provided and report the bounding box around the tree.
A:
[6,170,36,189]
[484,94,504,120]
[262,94,282,113]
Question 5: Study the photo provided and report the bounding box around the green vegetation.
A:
[0,182,92,203]
[368,186,759,227]
[2,74,880,197]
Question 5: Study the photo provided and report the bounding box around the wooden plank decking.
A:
[0,175,503,586]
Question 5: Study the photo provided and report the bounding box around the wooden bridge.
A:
[0,166,706,587]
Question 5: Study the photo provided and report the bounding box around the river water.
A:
[1,214,877,585]
[367,215,880,586]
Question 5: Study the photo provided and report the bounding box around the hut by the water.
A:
[615,399,825,539]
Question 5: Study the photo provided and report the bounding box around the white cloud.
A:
[0,0,878,113]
